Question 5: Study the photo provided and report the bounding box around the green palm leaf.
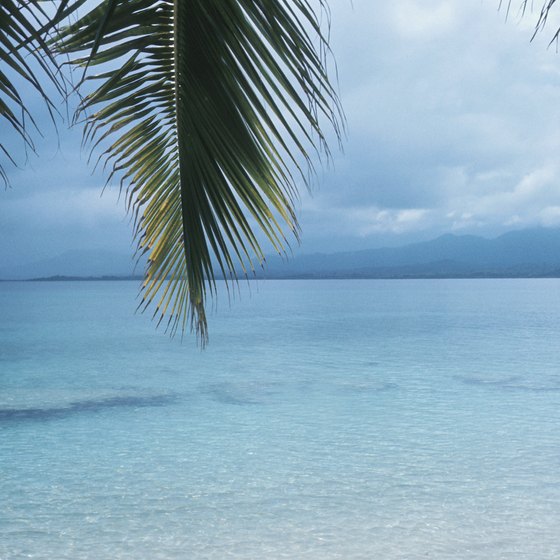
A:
[54,0,342,343]
[502,1,560,41]
[0,1,74,184]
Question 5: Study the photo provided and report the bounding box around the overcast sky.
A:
[3,0,560,267]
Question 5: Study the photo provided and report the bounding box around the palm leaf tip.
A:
[54,0,343,343]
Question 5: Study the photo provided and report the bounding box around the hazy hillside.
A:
[3,228,560,280]
[255,228,560,279]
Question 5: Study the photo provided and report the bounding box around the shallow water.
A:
[1,279,560,559]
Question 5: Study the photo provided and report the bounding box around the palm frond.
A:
[0,0,69,184]
[531,0,560,44]
[502,1,560,43]
[54,0,342,344]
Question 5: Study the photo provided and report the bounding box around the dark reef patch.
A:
[0,393,177,423]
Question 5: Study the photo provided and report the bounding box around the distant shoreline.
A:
[0,275,143,282]
[3,273,560,282]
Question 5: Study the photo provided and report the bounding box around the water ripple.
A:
[199,381,281,405]
[454,374,560,393]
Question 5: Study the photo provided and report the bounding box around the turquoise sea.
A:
[1,279,560,559]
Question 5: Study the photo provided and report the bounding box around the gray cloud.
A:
[297,1,560,249]
[3,1,560,264]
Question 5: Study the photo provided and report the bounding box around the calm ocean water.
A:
[1,279,560,559]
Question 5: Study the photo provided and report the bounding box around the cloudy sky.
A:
[3,0,560,267]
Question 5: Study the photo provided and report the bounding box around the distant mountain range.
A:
[255,228,560,279]
[4,228,560,280]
